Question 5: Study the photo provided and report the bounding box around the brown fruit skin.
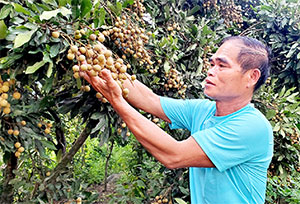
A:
[7,129,14,135]
[18,147,25,153]
[15,151,21,158]
[13,92,21,100]
[45,128,51,134]
[14,142,21,148]
[13,130,20,136]
[52,31,60,38]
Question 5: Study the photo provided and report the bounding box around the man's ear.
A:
[247,68,261,88]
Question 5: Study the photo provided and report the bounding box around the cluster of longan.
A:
[164,68,187,98]
[117,121,131,137]
[202,45,213,73]
[66,30,137,101]
[14,141,25,158]
[103,14,153,68]
[7,120,26,138]
[220,0,243,28]
[288,128,300,145]
[131,0,147,19]
[37,121,52,134]
[0,78,21,115]
[167,22,181,36]
[151,195,171,204]
[203,0,243,28]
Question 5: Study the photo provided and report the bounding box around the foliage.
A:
[249,0,300,89]
[0,0,299,203]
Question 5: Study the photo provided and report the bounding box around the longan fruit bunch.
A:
[151,195,171,204]
[103,14,153,68]
[14,141,25,158]
[37,121,52,134]
[164,68,187,98]
[203,0,243,28]
[117,121,131,137]
[167,22,181,36]
[0,77,21,115]
[68,30,136,101]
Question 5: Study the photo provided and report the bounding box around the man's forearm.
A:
[122,78,170,122]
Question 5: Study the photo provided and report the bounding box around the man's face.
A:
[204,41,251,101]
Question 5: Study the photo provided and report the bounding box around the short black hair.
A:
[221,36,271,91]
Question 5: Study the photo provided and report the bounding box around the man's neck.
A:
[215,96,252,116]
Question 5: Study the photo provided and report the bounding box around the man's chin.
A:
[204,91,215,100]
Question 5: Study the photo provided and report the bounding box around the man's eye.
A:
[219,64,226,68]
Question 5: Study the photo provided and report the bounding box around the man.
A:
[81,36,273,204]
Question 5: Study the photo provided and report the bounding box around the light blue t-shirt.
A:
[160,97,273,204]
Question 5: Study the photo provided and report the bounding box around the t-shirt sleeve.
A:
[192,113,272,172]
[160,97,193,130]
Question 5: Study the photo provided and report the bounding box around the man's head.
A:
[204,36,271,102]
[221,36,271,91]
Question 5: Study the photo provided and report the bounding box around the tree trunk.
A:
[0,152,18,204]
[46,120,96,184]
[104,140,114,192]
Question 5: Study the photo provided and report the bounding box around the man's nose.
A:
[207,65,217,76]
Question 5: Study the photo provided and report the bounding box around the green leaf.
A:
[163,61,170,72]
[40,7,71,21]
[91,118,106,134]
[40,140,57,150]
[174,198,188,204]
[40,9,60,20]
[58,0,68,6]
[59,7,72,16]
[50,44,61,58]
[13,28,37,48]
[46,61,53,77]
[25,61,46,74]
[0,20,7,39]
[80,0,92,18]
[0,4,12,19]
[188,5,200,16]
[13,3,31,16]
[98,7,106,26]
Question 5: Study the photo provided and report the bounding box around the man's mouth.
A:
[205,79,215,86]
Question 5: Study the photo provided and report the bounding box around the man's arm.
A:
[122,76,170,123]
[80,69,214,169]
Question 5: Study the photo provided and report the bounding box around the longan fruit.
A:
[46,171,51,177]
[45,128,51,134]
[72,65,80,72]
[13,130,20,136]
[70,45,78,53]
[18,146,25,153]
[67,53,75,60]
[1,85,9,92]
[51,31,60,38]
[13,92,21,100]
[3,107,11,114]
[98,33,105,42]
[21,120,26,126]
[14,142,21,148]
[15,151,21,158]
[7,129,14,135]
[96,92,103,99]
[0,99,8,107]
[89,34,97,41]
[1,93,8,99]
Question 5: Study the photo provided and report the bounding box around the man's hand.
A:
[80,69,123,105]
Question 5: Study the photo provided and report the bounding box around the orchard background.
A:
[0,0,299,203]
